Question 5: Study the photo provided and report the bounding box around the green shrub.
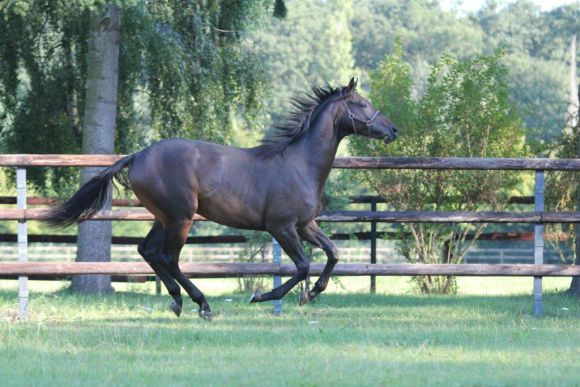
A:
[350,44,527,294]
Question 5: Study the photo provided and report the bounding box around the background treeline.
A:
[255,0,578,149]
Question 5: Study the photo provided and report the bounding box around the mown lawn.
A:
[0,278,578,386]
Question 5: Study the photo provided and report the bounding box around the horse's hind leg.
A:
[160,219,212,320]
[250,225,310,303]
[138,221,184,317]
[298,221,338,305]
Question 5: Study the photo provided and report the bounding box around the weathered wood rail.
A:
[0,262,578,277]
[0,194,536,205]
[2,154,580,170]
[3,208,580,223]
[2,154,580,319]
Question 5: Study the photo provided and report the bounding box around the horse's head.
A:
[338,78,398,143]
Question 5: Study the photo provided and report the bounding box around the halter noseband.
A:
[341,95,380,135]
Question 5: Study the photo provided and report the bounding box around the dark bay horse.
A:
[45,78,398,320]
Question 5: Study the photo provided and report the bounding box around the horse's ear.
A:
[347,77,357,93]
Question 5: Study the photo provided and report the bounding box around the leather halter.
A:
[341,96,380,135]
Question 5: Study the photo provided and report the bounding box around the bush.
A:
[350,45,527,294]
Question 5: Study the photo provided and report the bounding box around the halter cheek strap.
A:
[342,99,380,135]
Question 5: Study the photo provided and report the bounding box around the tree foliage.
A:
[349,0,579,148]
[350,46,527,293]
[250,0,354,122]
[545,86,579,263]
[0,0,276,192]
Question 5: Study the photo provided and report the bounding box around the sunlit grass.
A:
[0,277,578,386]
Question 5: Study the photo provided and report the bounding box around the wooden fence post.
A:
[17,167,29,320]
[534,170,544,316]
[272,238,282,315]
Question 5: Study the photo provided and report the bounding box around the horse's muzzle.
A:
[383,134,397,144]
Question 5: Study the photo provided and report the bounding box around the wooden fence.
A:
[1,154,580,319]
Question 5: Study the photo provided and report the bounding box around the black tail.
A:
[44,154,137,228]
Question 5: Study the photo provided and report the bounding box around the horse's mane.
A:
[253,83,348,158]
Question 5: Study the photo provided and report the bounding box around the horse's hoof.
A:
[170,300,182,318]
[199,309,213,321]
[249,291,262,303]
[299,291,310,306]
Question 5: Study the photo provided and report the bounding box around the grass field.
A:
[0,277,578,386]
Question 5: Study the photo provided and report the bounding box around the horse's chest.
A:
[284,193,322,220]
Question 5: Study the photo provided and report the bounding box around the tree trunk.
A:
[71,5,120,294]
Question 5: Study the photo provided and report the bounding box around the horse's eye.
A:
[360,104,367,109]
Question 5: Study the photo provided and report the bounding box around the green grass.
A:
[0,278,578,386]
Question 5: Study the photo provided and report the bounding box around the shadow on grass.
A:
[1,287,577,322]
[291,292,579,317]
[5,302,579,358]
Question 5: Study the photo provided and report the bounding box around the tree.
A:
[0,0,284,293]
[347,0,579,152]
[0,1,90,191]
[350,46,526,293]
[475,0,580,149]
[546,35,579,297]
[72,4,120,294]
[501,54,568,148]
[0,1,279,190]
[545,90,579,296]
[250,0,355,122]
[351,0,484,71]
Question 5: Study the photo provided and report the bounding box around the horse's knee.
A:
[296,261,310,280]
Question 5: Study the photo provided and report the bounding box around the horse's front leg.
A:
[249,225,310,303]
[298,221,338,305]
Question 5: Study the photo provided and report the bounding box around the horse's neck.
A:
[293,107,342,193]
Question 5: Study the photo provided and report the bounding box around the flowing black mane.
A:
[253,84,347,158]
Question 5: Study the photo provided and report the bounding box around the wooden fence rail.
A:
[0,231,563,245]
[3,208,580,223]
[0,194,537,205]
[2,154,580,170]
[1,262,578,277]
[2,154,580,319]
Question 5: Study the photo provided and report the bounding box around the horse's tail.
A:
[44,154,137,228]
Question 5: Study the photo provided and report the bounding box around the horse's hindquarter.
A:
[128,139,203,225]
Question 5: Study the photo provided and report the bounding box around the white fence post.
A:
[16,167,29,320]
[534,170,544,316]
